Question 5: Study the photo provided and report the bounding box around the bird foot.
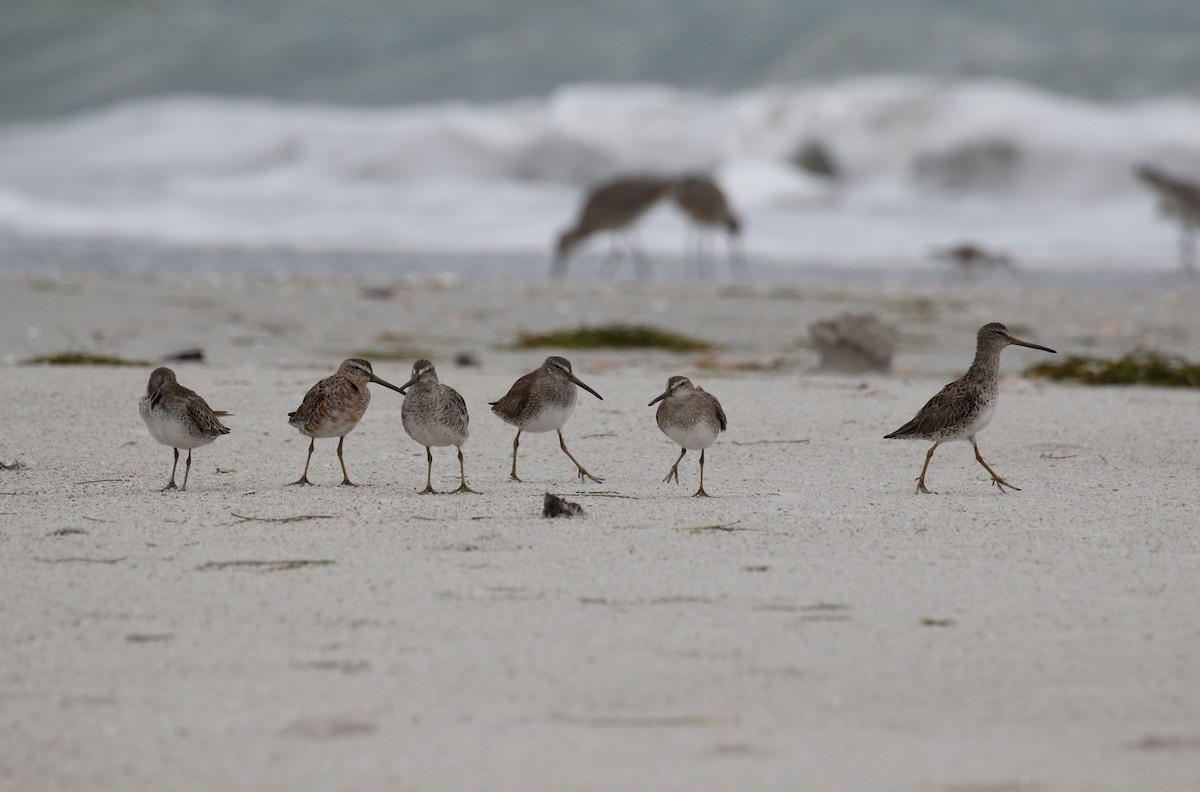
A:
[663,467,680,484]
[418,485,438,494]
[692,487,710,498]
[288,477,312,487]
[916,480,933,495]
[576,468,603,484]
[454,483,480,494]
[340,479,358,487]
[162,481,178,492]
[990,477,1021,493]
[510,473,523,483]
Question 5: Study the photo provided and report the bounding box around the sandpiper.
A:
[648,376,727,497]
[884,322,1056,494]
[669,174,743,275]
[490,356,604,482]
[1135,163,1200,274]
[397,359,477,494]
[139,367,231,491]
[553,176,673,279]
[287,358,404,486]
[931,242,1016,275]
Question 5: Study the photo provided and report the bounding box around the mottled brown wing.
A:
[440,384,470,428]
[290,374,349,429]
[885,379,976,439]
[184,389,232,437]
[489,369,538,415]
[710,393,728,432]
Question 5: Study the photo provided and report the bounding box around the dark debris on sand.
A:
[543,493,585,518]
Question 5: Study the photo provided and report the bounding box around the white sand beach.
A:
[1,268,1199,791]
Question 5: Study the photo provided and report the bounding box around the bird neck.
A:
[965,343,1003,381]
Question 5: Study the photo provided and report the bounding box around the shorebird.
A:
[931,242,1016,275]
[139,367,231,491]
[648,376,727,497]
[1135,163,1200,274]
[552,176,673,279]
[885,323,1055,494]
[397,359,477,494]
[490,356,604,482]
[287,358,405,486]
[668,174,744,276]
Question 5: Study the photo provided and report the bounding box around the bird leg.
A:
[663,448,686,483]
[728,234,748,274]
[694,232,712,281]
[550,254,569,280]
[337,436,356,486]
[290,438,315,486]
[454,447,479,494]
[972,440,1020,493]
[558,430,603,483]
[419,447,437,494]
[693,449,710,497]
[1181,225,1197,275]
[628,231,653,281]
[163,447,180,491]
[600,236,625,279]
[510,430,522,482]
[180,449,193,492]
[916,443,939,494]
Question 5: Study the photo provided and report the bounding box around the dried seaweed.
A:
[230,512,334,524]
[22,352,154,367]
[515,324,711,351]
[197,560,335,572]
[1026,349,1200,388]
[676,520,743,533]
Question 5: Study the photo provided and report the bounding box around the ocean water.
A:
[1,1,1199,275]
[4,0,1199,118]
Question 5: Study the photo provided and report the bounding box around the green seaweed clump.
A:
[22,352,154,367]
[1026,350,1200,388]
[515,324,712,352]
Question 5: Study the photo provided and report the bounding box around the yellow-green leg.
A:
[558,430,602,483]
[290,438,315,486]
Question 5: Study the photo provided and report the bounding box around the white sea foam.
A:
[1,78,1198,272]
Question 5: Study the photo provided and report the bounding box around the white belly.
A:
[404,419,467,448]
[952,399,997,441]
[662,421,719,450]
[520,403,576,433]
[140,400,214,450]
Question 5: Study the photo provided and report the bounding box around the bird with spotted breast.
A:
[287,358,405,486]
[397,359,477,494]
[648,375,727,497]
[885,322,1055,494]
[490,356,604,483]
[139,367,231,491]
